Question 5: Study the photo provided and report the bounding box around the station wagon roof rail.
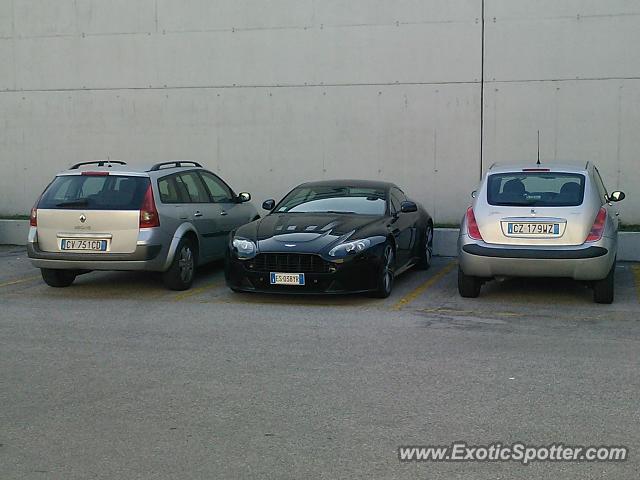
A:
[70,160,127,169]
[148,161,203,171]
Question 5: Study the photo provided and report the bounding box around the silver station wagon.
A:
[27,160,258,290]
[458,162,625,303]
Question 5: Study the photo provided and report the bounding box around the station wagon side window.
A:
[178,171,211,203]
[593,168,609,204]
[157,175,184,204]
[199,171,235,203]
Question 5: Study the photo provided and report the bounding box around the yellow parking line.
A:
[173,280,224,301]
[633,265,640,304]
[392,261,457,310]
[0,275,40,288]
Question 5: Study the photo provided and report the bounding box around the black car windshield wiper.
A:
[323,210,358,214]
[55,199,90,207]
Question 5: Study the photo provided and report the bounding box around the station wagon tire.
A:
[163,237,196,291]
[416,223,433,270]
[593,261,615,304]
[40,268,76,287]
[457,266,481,298]
[369,243,395,298]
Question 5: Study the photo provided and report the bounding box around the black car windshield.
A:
[38,174,150,210]
[487,172,586,207]
[275,186,387,215]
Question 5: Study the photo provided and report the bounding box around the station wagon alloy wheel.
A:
[178,246,194,284]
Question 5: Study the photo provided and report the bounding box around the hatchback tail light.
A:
[139,183,160,228]
[29,205,38,227]
[585,207,607,242]
[29,196,41,227]
[466,207,483,241]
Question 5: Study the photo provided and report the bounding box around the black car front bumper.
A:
[225,252,383,294]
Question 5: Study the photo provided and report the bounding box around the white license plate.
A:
[60,239,109,251]
[270,272,305,285]
[507,223,560,236]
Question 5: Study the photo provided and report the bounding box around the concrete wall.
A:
[0,1,638,224]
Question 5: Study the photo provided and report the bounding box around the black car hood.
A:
[237,213,384,254]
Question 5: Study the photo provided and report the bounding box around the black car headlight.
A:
[328,238,374,258]
[232,238,257,259]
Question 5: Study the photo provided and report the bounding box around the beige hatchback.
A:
[458,162,625,303]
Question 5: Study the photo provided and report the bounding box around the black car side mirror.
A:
[237,192,251,203]
[262,199,276,211]
[608,191,625,202]
[400,201,418,213]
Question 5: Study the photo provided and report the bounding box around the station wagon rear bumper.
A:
[27,242,164,271]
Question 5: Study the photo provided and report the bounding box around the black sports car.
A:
[225,180,433,297]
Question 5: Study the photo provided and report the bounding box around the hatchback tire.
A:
[593,261,615,304]
[41,268,76,287]
[163,237,196,291]
[458,267,482,298]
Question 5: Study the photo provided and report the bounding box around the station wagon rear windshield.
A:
[275,186,387,215]
[487,172,586,207]
[38,174,150,210]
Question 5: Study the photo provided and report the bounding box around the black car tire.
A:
[593,261,615,304]
[163,237,196,291]
[415,223,434,270]
[458,266,482,298]
[41,268,77,287]
[369,243,395,298]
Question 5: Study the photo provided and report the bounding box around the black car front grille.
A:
[247,253,332,274]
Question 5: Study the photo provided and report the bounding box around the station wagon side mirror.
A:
[608,191,625,202]
[400,201,418,213]
[471,190,477,198]
[262,199,276,211]
[237,192,251,203]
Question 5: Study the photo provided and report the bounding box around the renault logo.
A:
[79,214,86,223]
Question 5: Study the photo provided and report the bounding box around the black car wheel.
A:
[593,260,615,304]
[457,266,482,298]
[370,244,395,298]
[416,223,433,270]
[41,268,76,287]
[163,237,196,291]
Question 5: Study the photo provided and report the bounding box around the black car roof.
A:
[297,179,396,190]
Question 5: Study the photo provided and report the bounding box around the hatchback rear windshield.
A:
[487,172,586,207]
[38,174,150,210]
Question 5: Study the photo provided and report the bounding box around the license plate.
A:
[270,272,305,285]
[507,223,560,235]
[60,239,108,251]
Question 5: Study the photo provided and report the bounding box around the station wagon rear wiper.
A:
[55,199,89,207]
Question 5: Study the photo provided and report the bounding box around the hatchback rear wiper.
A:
[55,199,89,207]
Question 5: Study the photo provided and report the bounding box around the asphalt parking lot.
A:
[1,245,639,479]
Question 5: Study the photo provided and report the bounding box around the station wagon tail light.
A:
[139,183,160,228]
[585,207,607,242]
[466,207,483,240]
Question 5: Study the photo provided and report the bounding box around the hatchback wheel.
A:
[457,266,482,298]
[41,268,76,287]
[370,244,395,298]
[593,261,615,304]
[163,237,196,291]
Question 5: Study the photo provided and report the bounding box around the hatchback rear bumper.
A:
[458,234,616,281]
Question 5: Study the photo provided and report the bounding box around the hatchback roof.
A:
[487,162,590,174]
